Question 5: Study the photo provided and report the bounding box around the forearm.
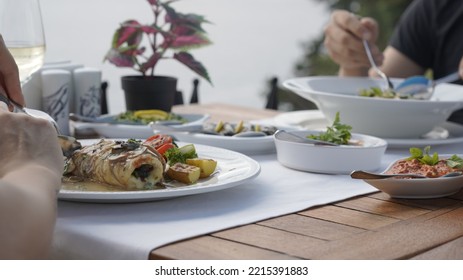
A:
[338,66,370,77]
[0,164,61,259]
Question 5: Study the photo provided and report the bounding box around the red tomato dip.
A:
[385,158,459,178]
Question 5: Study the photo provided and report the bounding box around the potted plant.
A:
[104,0,212,112]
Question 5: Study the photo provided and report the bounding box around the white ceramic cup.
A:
[73,67,102,117]
[41,69,72,135]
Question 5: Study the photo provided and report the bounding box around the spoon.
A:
[274,130,339,146]
[363,39,394,91]
[395,71,460,99]
[350,170,463,180]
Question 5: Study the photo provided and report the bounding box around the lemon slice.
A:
[133,109,168,120]
[234,120,244,134]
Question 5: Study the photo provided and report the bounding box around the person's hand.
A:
[0,103,63,189]
[324,10,383,76]
[0,35,24,108]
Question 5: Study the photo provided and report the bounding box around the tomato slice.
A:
[156,142,175,156]
[143,134,173,150]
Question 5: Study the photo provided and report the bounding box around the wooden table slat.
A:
[300,205,400,230]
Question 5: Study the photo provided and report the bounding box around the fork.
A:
[362,39,394,91]
[0,94,81,157]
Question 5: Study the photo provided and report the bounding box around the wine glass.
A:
[0,0,46,85]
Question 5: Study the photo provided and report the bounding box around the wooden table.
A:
[148,103,463,260]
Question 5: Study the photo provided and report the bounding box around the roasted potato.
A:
[166,163,201,184]
[186,158,217,178]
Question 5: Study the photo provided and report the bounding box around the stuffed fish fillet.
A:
[64,139,166,190]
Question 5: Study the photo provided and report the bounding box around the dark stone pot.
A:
[121,75,177,112]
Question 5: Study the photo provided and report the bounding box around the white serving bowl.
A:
[273,130,387,174]
[283,76,463,139]
[361,155,463,199]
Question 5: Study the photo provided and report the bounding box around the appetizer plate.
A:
[362,155,463,199]
[274,110,463,148]
[71,113,209,139]
[274,130,387,174]
[283,76,463,138]
[165,132,276,155]
[58,141,260,203]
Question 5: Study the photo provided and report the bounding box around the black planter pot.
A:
[121,75,177,112]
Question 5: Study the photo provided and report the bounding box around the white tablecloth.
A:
[51,142,463,259]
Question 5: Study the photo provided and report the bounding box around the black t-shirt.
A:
[390,0,463,79]
[390,0,463,123]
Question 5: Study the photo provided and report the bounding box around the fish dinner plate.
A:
[58,140,261,203]
[71,113,209,139]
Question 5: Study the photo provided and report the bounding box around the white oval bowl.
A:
[283,76,463,139]
[362,155,463,199]
[274,130,387,174]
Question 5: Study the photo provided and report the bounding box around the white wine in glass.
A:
[0,0,46,84]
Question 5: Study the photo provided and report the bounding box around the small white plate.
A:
[167,132,276,155]
[273,110,328,129]
[362,155,463,199]
[71,113,209,139]
[273,110,463,148]
[59,141,261,203]
[384,122,463,148]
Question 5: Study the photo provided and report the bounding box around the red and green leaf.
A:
[113,20,143,47]
[139,52,162,75]
[174,52,211,84]
[104,49,135,68]
[106,0,213,84]
[168,34,211,50]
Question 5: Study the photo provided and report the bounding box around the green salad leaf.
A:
[307,112,352,145]
[407,146,463,168]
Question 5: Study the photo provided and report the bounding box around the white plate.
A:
[71,113,209,139]
[362,155,463,199]
[168,132,276,155]
[274,110,463,148]
[273,110,328,129]
[384,122,463,148]
[58,141,261,203]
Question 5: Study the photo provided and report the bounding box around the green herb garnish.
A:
[116,111,187,124]
[447,155,463,169]
[359,87,406,99]
[408,146,463,168]
[307,112,352,145]
[408,146,439,165]
[164,144,198,165]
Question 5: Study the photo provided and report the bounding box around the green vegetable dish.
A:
[307,112,352,145]
[359,87,407,99]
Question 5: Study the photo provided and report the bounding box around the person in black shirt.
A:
[324,0,463,122]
